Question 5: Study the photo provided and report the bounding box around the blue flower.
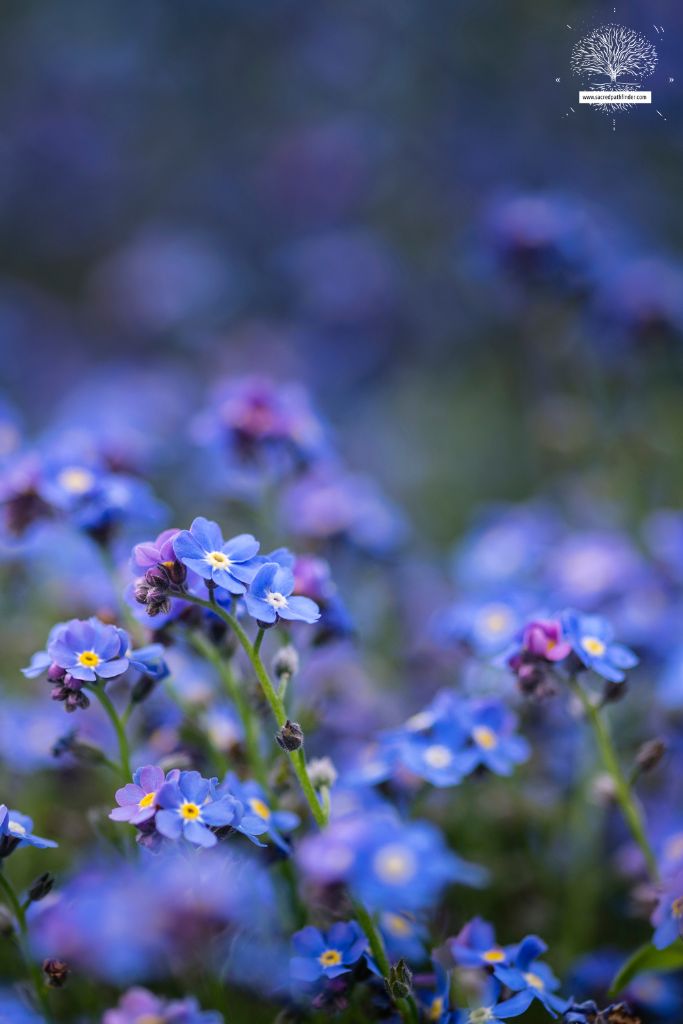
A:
[103,986,223,1024]
[0,806,57,853]
[46,618,129,682]
[454,976,540,1023]
[651,868,683,949]
[124,641,169,681]
[493,935,569,1016]
[379,912,428,964]
[417,959,451,1023]
[173,517,261,594]
[455,701,530,777]
[396,720,467,787]
[245,562,320,625]
[448,916,510,969]
[290,921,368,981]
[561,609,638,683]
[214,773,300,852]
[155,770,240,848]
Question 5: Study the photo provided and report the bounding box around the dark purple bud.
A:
[47,663,66,682]
[275,719,304,751]
[43,958,69,988]
[28,872,54,902]
[164,559,187,586]
[133,578,152,604]
[64,691,91,713]
[131,674,157,703]
[636,738,666,773]
[145,565,170,590]
[145,596,172,616]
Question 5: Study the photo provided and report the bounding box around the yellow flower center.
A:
[672,896,683,918]
[206,551,231,569]
[319,949,342,967]
[266,591,288,609]
[180,802,201,819]
[8,821,25,835]
[429,997,444,1020]
[423,744,453,769]
[139,791,156,808]
[581,636,606,658]
[248,797,271,821]
[473,726,498,751]
[373,844,418,885]
[383,913,412,936]
[78,651,100,667]
[57,466,96,495]
[524,972,544,990]
[482,948,506,963]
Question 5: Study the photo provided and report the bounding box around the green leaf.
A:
[609,938,683,995]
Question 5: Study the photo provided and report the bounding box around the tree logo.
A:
[571,24,657,111]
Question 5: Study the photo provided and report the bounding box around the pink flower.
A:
[521,620,571,662]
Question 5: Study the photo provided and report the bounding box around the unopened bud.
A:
[54,733,105,764]
[273,645,299,679]
[43,958,69,988]
[0,904,15,937]
[47,663,66,682]
[145,565,170,589]
[307,756,338,790]
[602,678,628,704]
[589,772,618,807]
[636,738,666,773]
[275,720,304,752]
[65,691,91,713]
[146,595,172,616]
[385,957,413,1001]
[27,872,54,902]
[131,674,157,704]
[164,559,187,586]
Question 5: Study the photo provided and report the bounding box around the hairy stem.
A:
[180,591,327,826]
[350,898,417,1023]
[570,676,659,881]
[0,866,53,1022]
[86,685,131,780]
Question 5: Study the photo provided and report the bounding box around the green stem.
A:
[188,630,269,789]
[253,627,265,656]
[350,898,416,1023]
[0,867,53,1022]
[570,677,659,881]
[180,592,327,827]
[86,685,130,780]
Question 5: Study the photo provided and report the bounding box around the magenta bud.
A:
[48,663,66,681]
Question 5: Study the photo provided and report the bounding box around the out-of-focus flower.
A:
[282,466,408,556]
[0,807,57,854]
[290,921,368,981]
[155,770,241,848]
[456,700,530,777]
[379,912,428,964]
[452,504,559,590]
[0,988,45,1024]
[561,610,638,683]
[506,619,571,698]
[454,976,539,1023]
[431,593,537,656]
[449,916,510,969]
[546,533,644,609]
[493,935,569,1016]
[651,869,683,948]
[297,809,487,912]
[103,986,223,1024]
[213,773,299,853]
[416,959,451,1023]
[292,554,354,641]
[245,562,320,625]
[173,518,261,594]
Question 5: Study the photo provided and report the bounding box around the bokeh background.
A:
[2,0,683,1021]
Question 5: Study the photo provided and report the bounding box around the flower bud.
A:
[307,756,338,790]
[146,596,172,616]
[47,663,66,682]
[636,738,666,773]
[43,958,69,988]
[131,673,157,704]
[164,559,187,585]
[602,678,628,704]
[272,645,299,679]
[27,871,55,903]
[0,904,15,937]
[65,691,91,713]
[52,731,104,763]
[385,957,413,1001]
[0,835,21,858]
[145,565,170,589]
[133,577,152,604]
[275,719,304,752]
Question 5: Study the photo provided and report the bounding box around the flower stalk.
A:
[0,866,53,1022]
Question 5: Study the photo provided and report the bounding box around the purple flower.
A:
[109,766,178,826]
[245,562,320,625]
[155,770,240,848]
[47,618,129,683]
[290,921,368,981]
[104,986,222,1024]
[172,517,261,594]
[131,529,182,572]
[521,620,572,661]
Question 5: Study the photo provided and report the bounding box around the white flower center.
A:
[469,1010,494,1024]
[473,726,498,750]
[405,711,435,732]
[206,551,231,569]
[581,635,606,658]
[266,591,288,609]
[373,844,417,885]
[423,744,453,768]
[8,821,25,835]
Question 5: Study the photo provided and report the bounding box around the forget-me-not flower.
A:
[0,806,57,854]
[155,770,239,848]
[561,609,638,683]
[214,773,300,852]
[244,562,320,624]
[493,935,569,1016]
[47,618,129,682]
[448,916,510,969]
[172,517,261,594]
[290,921,368,981]
[109,766,179,826]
